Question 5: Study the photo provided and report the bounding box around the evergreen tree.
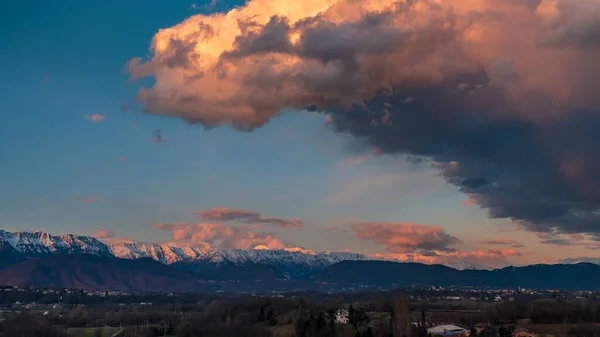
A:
[317,312,327,330]
[498,326,507,337]
[349,305,356,325]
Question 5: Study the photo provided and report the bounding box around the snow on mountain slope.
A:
[0,230,112,257]
[0,230,493,271]
[109,242,207,264]
[0,231,367,270]
[441,261,492,271]
[199,248,367,267]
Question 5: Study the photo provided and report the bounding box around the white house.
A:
[335,309,349,324]
[428,324,467,336]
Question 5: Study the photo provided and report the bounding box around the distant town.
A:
[1,285,599,337]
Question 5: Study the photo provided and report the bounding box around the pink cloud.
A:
[151,222,288,250]
[349,222,460,253]
[93,229,115,239]
[195,207,303,228]
[372,249,523,269]
[462,196,479,206]
[84,114,105,122]
[127,0,600,131]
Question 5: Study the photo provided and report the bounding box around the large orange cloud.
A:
[349,222,460,253]
[152,222,288,250]
[128,0,600,129]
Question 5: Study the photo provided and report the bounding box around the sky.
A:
[1,0,600,268]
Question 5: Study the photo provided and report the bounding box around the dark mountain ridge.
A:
[315,260,600,290]
[1,252,600,292]
[0,254,200,293]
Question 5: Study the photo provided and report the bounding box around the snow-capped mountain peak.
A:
[0,230,111,256]
[0,230,494,272]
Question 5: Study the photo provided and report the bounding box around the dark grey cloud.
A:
[325,73,600,238]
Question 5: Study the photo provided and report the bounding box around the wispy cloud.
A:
[476,239,524,248]
[534,232,600,250]
[195,207,303,228]
[372,249,522,269]
[84,114,105,122]
[93,229,115,239]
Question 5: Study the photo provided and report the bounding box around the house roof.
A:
[428,325,466,335]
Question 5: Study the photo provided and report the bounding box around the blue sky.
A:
[1,0,598,267]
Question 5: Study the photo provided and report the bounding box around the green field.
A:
[66,327,121,337]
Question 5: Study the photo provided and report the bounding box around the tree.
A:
[356,308,370,325]
[498,326,507,337]
[316,312,327,330]
[480,326,498,337]
[167,320,175,335]
[392,298,411,337]
[349,305,356,325]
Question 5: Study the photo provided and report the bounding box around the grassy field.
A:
[66,327,121,337]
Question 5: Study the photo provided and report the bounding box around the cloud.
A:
[476,239,524,248]
[151,129,168,144]
[462,196,479,206]
[151,222,288,249]
[72,195,103,204]
[371,248,522,269]
[93,229,115,239]
[128,0,600,239]
[536,0,600,48]
[92,229,136,245]
[349,222,460,253]
[557,257,600,265]
[534,231,600,249]
[195,207,303,228]
[84,114,105,122]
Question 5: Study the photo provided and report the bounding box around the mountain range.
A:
[0,230,487,271]
[2,230,599,292]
